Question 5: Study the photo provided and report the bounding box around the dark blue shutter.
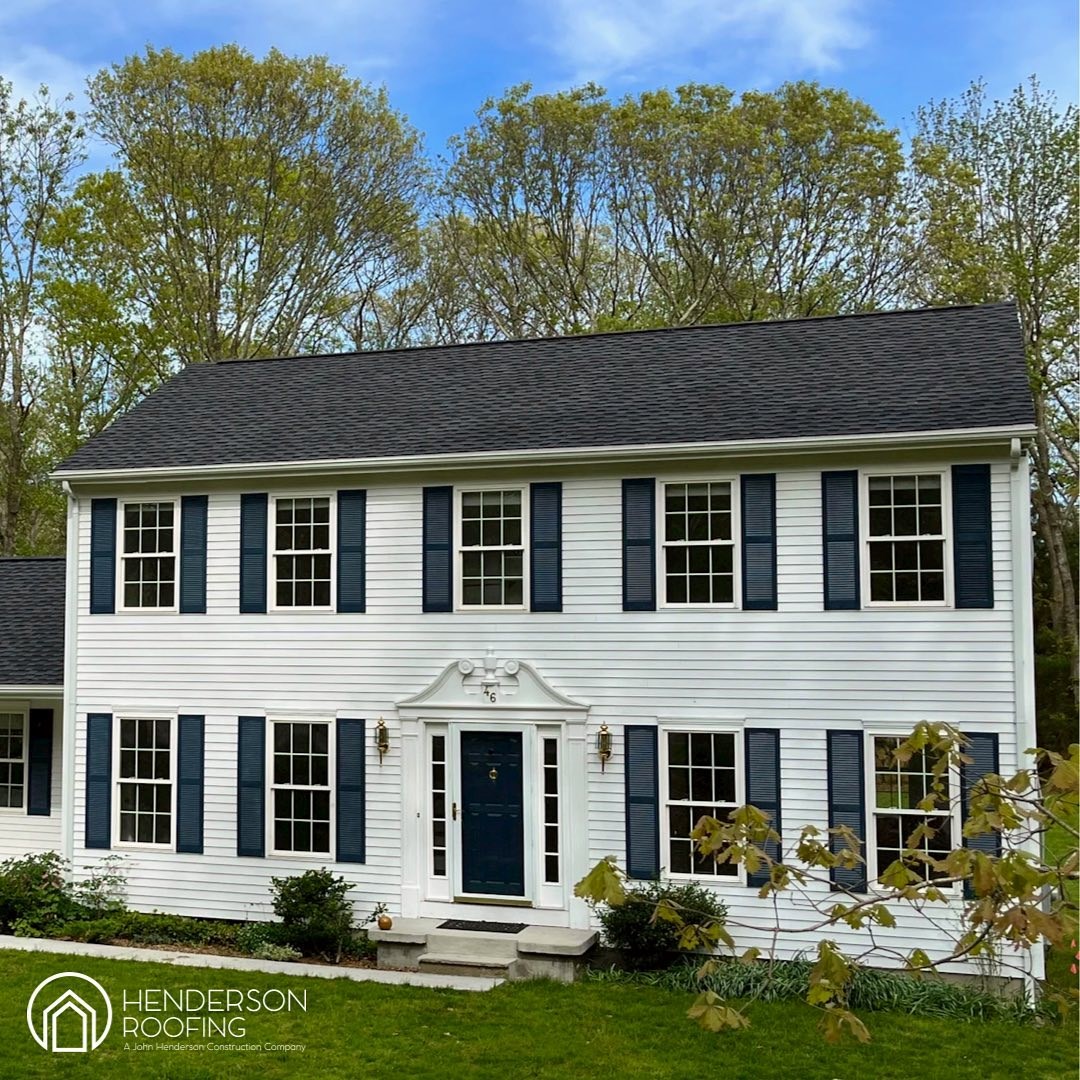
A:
[422,486,453,612]
[85,713,112,849]
[624,725,660,879]
[337,490,367,613]
[744,728,781,888]
[952,465,994,609]
[826,730,866,891]
[622,479,656,611]
[90,499,117,614]
[336,718,366,863]
[179,495,208,614]
[822,471,860,610]
[530,482,562,612]
[239,494,268,614]
[176,715,205,854]
[961,732,1001,897]
[237,716,265,857]
[27,709,53,816]
[741,474,777,610]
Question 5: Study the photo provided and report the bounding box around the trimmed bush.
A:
[270,868,355,962]
[52,911,239,948]
[594,880,728,971]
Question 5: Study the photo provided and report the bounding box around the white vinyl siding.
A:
[68,456,1026,977]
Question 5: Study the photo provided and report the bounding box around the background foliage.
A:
[0,51,1074,742]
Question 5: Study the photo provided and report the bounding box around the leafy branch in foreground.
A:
[575,725,1079,1042]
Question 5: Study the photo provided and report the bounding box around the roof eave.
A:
[52,423,1039,486]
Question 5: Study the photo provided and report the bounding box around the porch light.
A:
[375,718,390,764]
[597,724,613,771]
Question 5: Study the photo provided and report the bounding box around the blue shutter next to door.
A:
[337,490,367,613]
[624,725,660,879]
[822,471,860,610]
[27,709,53,816]
[952,464,994,608]
[90,499,117,614]
[826,730,866,891]
[741,474,777,610]
[85,713,112,849]
[622,479,656,611]
[179,495,208,614]
[530,482,562,612]
[177,715,205,854]
[422,486,453,612]
[744,728,781,888]
[961,731,1001,897]
[337,718,366,863]
[239,494,268,614]
[237,716,265,857]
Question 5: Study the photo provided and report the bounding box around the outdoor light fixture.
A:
[596,723,613,771]
[375,718,390,763]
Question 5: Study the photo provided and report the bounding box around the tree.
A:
[910,79,1079,708]
[577,725,1078,1042]
[77,45,428,366]
[0,79,84,554]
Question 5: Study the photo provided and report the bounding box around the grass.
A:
[2,948,1076,1080]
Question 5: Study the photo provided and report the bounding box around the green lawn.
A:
[3,949,1076,1080]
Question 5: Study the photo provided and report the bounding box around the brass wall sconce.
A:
[375,718,390,763]
[597,723,613,771]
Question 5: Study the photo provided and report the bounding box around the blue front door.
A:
[460,731,525,897]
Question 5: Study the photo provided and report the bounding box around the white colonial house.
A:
[1,301,1042,980]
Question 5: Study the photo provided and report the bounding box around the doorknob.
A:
[489,767,499,782]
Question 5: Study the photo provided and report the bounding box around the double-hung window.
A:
[120,501,177,609]
[0,712,26,809]
[272,496,333,608]
[458,489,526,608]
[661,481,736,605]
[663,729,741,877]
[116,717,174,846]
[870,735,956,885]
[865,473,947,604]
[270,719,332,856]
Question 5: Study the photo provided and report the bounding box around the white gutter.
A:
[60,482,79,869]
[0,686,64,697]
[52,424,1038,485]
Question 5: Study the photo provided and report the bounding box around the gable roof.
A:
[0,558,65,687]
[56,302,1033,476]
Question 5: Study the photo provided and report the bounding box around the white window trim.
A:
[658,722,745,884]
[266,715,336,860]
[112,713,177,851]
[116,498,180,613]
[267,493,337,613]
[863,729,963,894]
[0,706,28,813]
[859,468,953,610]
[454,485,529,612]
[657,477,741,609]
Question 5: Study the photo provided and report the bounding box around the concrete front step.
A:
[418,953,520,980]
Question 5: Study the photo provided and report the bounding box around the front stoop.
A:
[369,919,597,983]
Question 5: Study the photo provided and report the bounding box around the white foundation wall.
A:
[69,450,1030,976]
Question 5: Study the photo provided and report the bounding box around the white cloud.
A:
[542,0,869,84]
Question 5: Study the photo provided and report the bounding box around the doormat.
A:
[438,919,527,935]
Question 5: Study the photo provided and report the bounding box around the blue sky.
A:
[1,0,1076,158]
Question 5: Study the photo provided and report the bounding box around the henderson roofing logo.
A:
[27,972,113,1054]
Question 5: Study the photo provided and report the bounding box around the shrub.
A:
[250,942,303,962]
[235,921,291,954]
[595,880,728,971]
[0,853,79,934]
[74,856,127,917]
[53,912,238,949]
[269,868,355,962]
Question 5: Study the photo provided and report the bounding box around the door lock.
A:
[452,802,458,821]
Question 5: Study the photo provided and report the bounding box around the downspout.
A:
[1010,440,1042,993]
[60,482,79,870]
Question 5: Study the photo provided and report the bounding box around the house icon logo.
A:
[26,971,113,1053]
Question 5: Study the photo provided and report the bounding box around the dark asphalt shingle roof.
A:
[0,558,65,687]
[57,302,1033,474]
